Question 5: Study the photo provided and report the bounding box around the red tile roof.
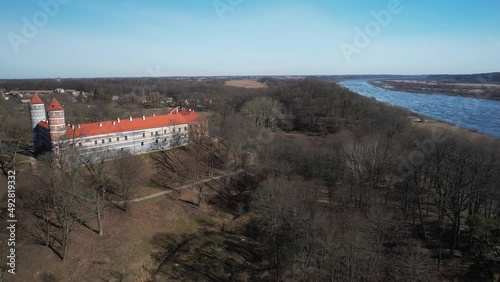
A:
[178,110,207,123]
[47,98,64,111]
[29,93,44,105]
[64,111,206,138]
[38,121,49,130]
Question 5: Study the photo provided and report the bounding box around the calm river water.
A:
[339,80,500,138]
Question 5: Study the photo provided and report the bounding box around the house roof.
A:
[38,121,50,130]
[29,93,44,105]
[63,110,206,139]
[47,98,64,111]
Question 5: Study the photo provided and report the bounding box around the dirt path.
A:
[112,169,244,204]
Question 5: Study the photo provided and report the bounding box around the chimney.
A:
[67,123,70,126]
[112,121,116,125]
[129,116,132,122]
[71,125,75,130]
[142,115,146,120]
[117,117,120,123]
[176,108,179,114]
[77,124,81,128]
[153,114,156,117]
[99,123,102,127]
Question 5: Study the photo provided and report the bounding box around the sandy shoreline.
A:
[409,114,497,142]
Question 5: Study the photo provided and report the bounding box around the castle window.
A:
[184,126,187,131]
[125,136,128,140]
[117,137,120,142]
[79,143,82,147]
[94,140,98,145]
[155,140,158,144]
[141,141,144,146]
[151,132,153,137]
[109,138,112,143]
[102,139,105,144]
[142,133,145,138]
[164,130,166,134]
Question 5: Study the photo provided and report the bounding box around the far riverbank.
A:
[369,80,500,101]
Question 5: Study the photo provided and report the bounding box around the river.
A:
[339,80,500,138]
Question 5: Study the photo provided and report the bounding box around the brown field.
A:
[224,80,267,89]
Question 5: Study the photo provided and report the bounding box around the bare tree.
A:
[111,151,146,211]
[466,215,500,280]
[427,137,499,256]
[26,150,82,260]
[196,183,204,207]
[241,96,284,130]
[52,174,81,260]
[189,120,210,179]
[25,165,54,247]
[390,241,432,282]
[342,137,390,208]
[80,150,112,236]
[252,177,294,280]
[0,117,30,177]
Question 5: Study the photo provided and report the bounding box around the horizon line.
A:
[1,72,499,80]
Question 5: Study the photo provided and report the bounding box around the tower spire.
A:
[29,94,46,129]
[47,98,64,111]
[47,98,66,147]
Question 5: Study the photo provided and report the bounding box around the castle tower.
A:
[47,98,66,143]
[28,93,46,129]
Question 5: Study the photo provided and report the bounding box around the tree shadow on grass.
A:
[28,222,65,260]
[76,217,99,234]
[150,231,270,281]
[206,173,259,218]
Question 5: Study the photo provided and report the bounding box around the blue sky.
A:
[1,0,499,78]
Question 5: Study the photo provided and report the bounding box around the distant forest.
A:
[425,72,500,84]
[2,72,498,93]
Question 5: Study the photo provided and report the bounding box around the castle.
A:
[29,94,208,155]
